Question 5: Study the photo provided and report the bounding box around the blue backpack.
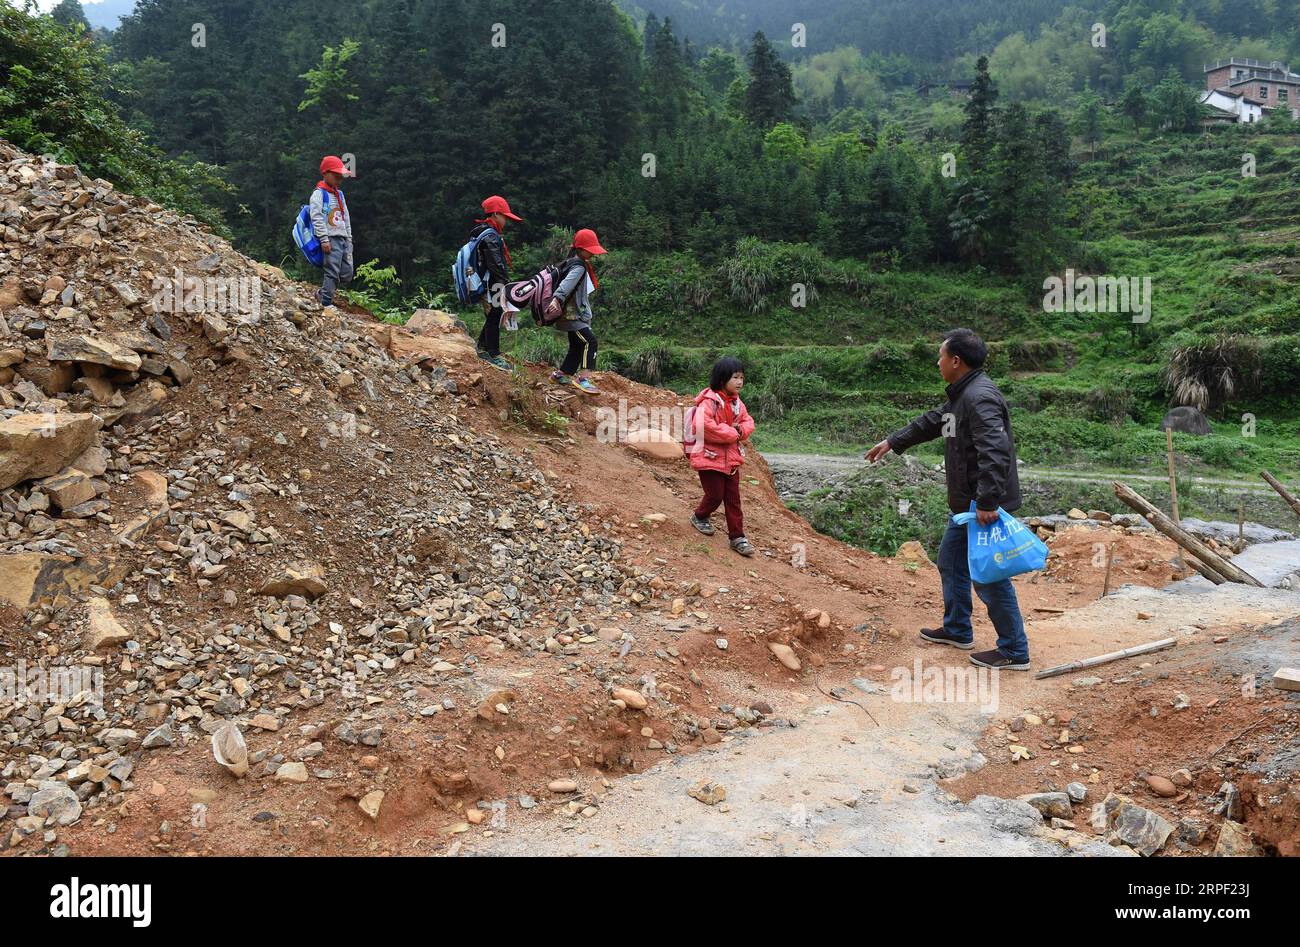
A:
[292,188,336,268]
[452,228,497,305]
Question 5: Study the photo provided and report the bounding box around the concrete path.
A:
[466,695,1081,856]
[465,580,1300,858]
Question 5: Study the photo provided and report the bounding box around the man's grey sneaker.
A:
[919,628,975,650]
[969,649,1030,671]
[690,514,715,536]
[730,536,755,557]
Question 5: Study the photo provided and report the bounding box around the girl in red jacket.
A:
[688,356,756,556]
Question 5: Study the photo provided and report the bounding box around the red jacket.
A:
[688,388,755,474]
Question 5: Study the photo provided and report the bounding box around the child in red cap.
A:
[471,195,522,370]
[545,228,606,394]
[312,156,354,308]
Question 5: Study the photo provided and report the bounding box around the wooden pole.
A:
[1113,482,1263,587]
[1035,637,1178,680]
[1165,428,1180,524]
[1183,554,1230,586]
[1100,542,1116,598]
[1165,428,1185,571]
[1261,470,1300,520]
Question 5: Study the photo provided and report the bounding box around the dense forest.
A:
[8,0,1294,281]
[3,0,1299,495]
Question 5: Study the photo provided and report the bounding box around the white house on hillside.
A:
[1204,59,1300,120]
[1199,88,1265,124]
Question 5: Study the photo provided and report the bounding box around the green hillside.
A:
[473,126,1300,485]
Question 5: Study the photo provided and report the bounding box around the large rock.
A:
[1213,820,1260,857]
[27,784,83,826]
[1018,791,1073,819]
[39,469,96,511]
[405,309,460,334]
[1159,406,1211,436]
[69,443,110,477]
[0,552,128,610]
[45,333,142,371]
[114,470,170,545]
[768,642,802,671]
[358,323,475,366]
[896,541,932,566]
[23,361,78,396]
[968,795,1044,835]
[101,380,169,428]
[84,597,132,651]
[0,412,101,490]
[1106,796,1174,856]
[258,562,328,599]
[624,427,683,461]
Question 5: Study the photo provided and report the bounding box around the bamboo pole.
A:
[1035,637,1178,680]
[1113,481,1263,587]
[1261,470,1300,520]
[1100,541,1116,598]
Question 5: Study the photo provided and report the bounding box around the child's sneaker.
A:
[550,371,570,385]
[690,514,715,536]
[572,376,599,395]
[730,536,755,557]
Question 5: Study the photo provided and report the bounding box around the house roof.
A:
[1200,89,1266,109]
[1206,58,1300,82]
[1227,75,1300,89]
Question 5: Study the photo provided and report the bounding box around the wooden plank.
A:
[1035,637,1178,680]
[1113,482,1263,587]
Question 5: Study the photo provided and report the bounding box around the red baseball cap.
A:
[572,228,607,255]
[481,195,522,221]
[319,155,353,177]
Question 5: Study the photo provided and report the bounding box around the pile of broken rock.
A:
[0,143,666,854]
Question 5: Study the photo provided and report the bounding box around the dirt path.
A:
[764,452,1280,497]
[464,582,1300,856]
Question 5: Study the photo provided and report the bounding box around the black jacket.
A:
[887,369,1021,514]
[469,223,510,287]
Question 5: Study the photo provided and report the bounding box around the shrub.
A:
[1163,336,1262,414]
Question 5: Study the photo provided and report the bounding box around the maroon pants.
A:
[695,470,744,539]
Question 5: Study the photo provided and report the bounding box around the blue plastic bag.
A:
[951,503,1048,584]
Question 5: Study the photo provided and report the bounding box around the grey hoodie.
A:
[551,257,594,331]
[308,187,352,241]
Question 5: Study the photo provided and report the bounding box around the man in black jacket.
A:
[865,328,1030,670]
[471,195,521,371]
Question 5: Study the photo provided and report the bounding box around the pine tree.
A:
[743,32,796,129]
[832,74,849,110]
[960,55,998,174]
